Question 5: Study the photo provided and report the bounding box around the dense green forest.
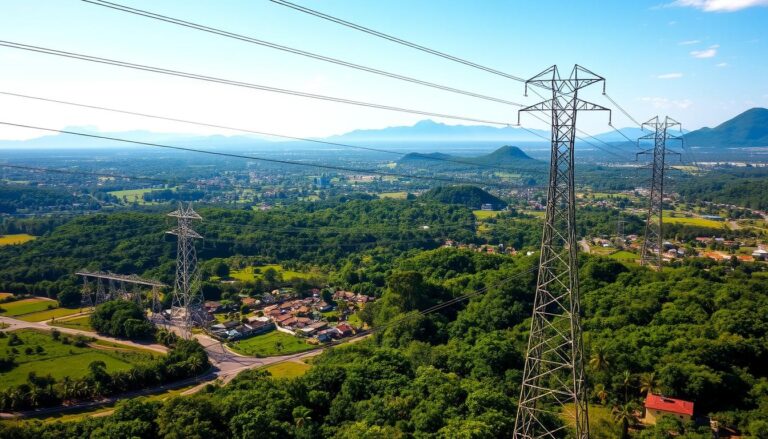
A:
[0,185,100,214]
[2,249,766,437]
[678,171,768,210]
[420,185,507,209]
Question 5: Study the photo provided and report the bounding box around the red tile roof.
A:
[645,394,694,416]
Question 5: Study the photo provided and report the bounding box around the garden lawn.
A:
[228,331,313,357]
[0,298,57,317]
[0,329,156,390]
[264,361,311,378]
[0,234,36,246]
[50,315,94,332]
[16,307,82,322]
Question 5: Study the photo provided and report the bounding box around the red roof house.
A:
[643,394,694,425]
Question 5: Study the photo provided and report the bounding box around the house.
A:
[316,327,342,342]
[336,323,355,337]
[752,248,768,261]
[643,394,694,425]
[241,297,258,308]
[204,301,222,313]
[316,301,334,312]
[480,203,494,211]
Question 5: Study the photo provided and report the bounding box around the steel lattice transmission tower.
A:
[514,65,610,439]
[167,202,204,338]
[638,116,682,269]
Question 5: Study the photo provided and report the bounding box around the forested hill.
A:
[420,185,507,209]
[397,145,541,171]
[684,107,768,148]
[0,198,479,297]
[4,250,767,437]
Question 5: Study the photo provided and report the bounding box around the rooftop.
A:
[645,394,694,416]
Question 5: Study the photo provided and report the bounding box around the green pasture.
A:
[0,329,156,390]
[0,298,58,317]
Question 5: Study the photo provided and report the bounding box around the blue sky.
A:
[0,0,766,141]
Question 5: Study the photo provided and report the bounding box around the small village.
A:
[205,288,375,346]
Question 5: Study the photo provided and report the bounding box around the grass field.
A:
[562,404,616,432]
[228,331,313,357]
[108,187,174,204]
[0,292,13,299]
[16,307,82,322]
[0,329,156,390]
[608,250,639,263]
[379,191,408,199]
[664,216,727,228]
[264,361,311,378]
[522,210,546,218]
[0,298,58,317]
[0,234,36,246]
[51,315,94,331]
[473,210,502,219]
[230,264,313,282]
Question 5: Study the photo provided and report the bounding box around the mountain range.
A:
[1,108,765,151]
[683,108,768,148]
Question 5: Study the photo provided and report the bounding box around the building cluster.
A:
[443,240,517,255]
[206,289,375,344]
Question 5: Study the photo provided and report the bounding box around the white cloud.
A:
[669,0,768,11]
[716,62,728,67]
[678,39,701,45]
[690,44,719,58]
[657,72,684,79]
[640,97,693,109]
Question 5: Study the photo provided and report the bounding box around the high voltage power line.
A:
[268,0,531,83]
[268,0,644,160]
[0,91,535,173]
[81,0,523,107]
[0,40,511,127]
[0,122,549,190]
[79,0,635,161]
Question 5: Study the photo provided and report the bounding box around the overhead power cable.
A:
[242,265,538,373]
[265,1,636,162]
[0,40,512,126]
[0,121,545,189]
[0,91,535,173]
[82,0,523,107]
[269,0,530,84]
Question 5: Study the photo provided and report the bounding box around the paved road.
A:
[0,314,334,419]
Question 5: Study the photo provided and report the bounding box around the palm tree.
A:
[639,372,661,396]
[612,403,638,439]
[621,370,633,403]
[589,345,610,372]
[293,406,312,429]
[594,383,609,405]
[187,355,204,374]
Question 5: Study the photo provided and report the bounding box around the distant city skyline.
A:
[1,0,766,141]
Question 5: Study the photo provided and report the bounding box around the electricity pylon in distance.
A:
[167,202,203,338]
[514,65,610,439]
[637,116,682,269]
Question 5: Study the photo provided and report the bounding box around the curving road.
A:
[0,314,327,419]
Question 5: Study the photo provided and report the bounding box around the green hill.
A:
[398,145,539,170]
[684,107,768,148]
[420,185,507,209]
